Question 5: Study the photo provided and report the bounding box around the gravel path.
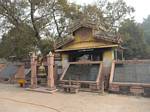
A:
[0,83,149,112]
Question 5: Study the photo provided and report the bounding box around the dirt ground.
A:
[0,84,149,112]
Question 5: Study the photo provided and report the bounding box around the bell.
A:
[38,63,46,76]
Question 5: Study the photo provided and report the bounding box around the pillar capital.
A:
[47,51,54,57]
[31,52,37,58]
[47,51,54,65]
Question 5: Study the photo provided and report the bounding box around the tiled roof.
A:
[55,32,122,49]
[69,19,106,33]
[55,35,75,49]
[94,32,123,44]
[55,20,122,50]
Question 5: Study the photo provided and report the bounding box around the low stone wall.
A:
[109,60,150,97]
[109,84,150,96]
[0,63,25,84]
[59,61,104,92]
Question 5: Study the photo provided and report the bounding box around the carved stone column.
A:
[31,53,37,88]
[47,52,55,90]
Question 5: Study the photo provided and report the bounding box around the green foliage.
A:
[0,0,137,59]
[40,39,54,56]
[0,24,37,59]
[119,19,149,59]
[103,0,134,32]
[77,0,134,32]
[141,15,150,44]
[141,15,150,58]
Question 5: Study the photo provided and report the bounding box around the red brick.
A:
[109,84,119,92]
[130,86,144,95]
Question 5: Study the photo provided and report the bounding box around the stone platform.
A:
[26,87,57,94]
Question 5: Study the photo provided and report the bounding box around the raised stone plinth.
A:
[26,87,57,94]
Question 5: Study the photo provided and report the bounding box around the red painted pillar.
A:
[47,52,55,90]
[31,53,37,88]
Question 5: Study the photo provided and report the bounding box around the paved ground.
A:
[0,84,150,112]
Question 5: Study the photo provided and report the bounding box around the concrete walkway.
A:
[0,84,149,112]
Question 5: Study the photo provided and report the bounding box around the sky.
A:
[70,0,150,23]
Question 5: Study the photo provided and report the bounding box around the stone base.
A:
[62,85,79,93]
[46,86,57,91]
[109,84,119,92]
[130,86,144,95]
[26,87,57,94]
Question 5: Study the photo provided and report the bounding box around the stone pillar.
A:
[103,49,114,89]
[61,53,69,71]
[31,53,37,88]
[47,52,55,90]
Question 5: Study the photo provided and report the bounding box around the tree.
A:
[0,0,79,45]
[141,15,150,44]
[119,19,149,59]
[46,0,81,40]
[100,0,134,32]
[0,0,136,59]
[40,38,55,56]
[0,0,80,59]
[76,0,134,33]
[0,24,36,59]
